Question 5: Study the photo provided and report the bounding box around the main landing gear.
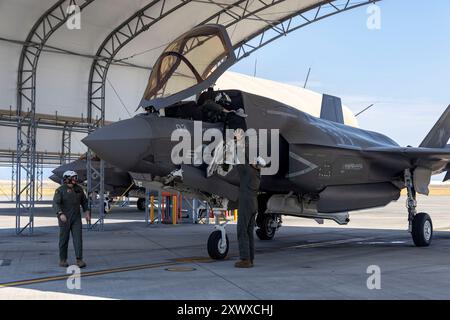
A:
[405,169,433,247]
[255,194,281,240]
[137,197,145,211]
[256,213,280,240]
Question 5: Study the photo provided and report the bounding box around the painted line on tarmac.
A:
[435,227,450,231]
[0,237,389,288]
[0,261,180,288]
[286,237,376,249]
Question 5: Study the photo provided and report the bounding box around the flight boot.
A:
[234,259,253,268]
[76,259,87,268]
[59,260,69,268]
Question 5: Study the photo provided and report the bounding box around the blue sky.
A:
[1,0,449,181]
[231,0,450,147]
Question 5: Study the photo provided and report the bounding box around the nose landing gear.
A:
[207,225,229,260]
[207,209,230,260]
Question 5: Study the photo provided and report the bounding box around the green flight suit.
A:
[237,164,261,261]
[52,184,88,261]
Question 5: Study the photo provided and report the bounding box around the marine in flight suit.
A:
[52,171,90,268]
[235,163,261,268]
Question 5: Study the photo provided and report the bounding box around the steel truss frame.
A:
[61,123,73,165]
[9,0,380,234]
[15,0,95,234]
[86,0,198,231]
[234,0,382,60]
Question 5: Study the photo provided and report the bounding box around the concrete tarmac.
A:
[1,196,450,300]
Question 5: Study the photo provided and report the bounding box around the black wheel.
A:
[207,230,229,260]
[256,214,276,240]
[137,198,146,211]
[412,212,433,247]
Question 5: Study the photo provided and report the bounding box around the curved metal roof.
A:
[0,0,377,158]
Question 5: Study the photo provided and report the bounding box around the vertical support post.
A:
[36,154,43,202]
[157,190,162,224]
[15,120,36,235]
[11,153,15,202]
[144,188,150,225]
[172,195,177,225]
[98,160,105,231]
[60,123,72,164]
[150,195,155,224]
[178,193,182,223]
[86,153,105,231]
[192,199,197,224]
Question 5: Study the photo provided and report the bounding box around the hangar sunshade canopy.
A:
[0,0,377,162]
[0,0,377,234]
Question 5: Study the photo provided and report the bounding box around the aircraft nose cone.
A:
[49,174,61,184]
[82,117,152,171]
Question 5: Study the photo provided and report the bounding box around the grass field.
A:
[0,180,59,199]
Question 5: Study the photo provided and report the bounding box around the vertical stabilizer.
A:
[320,94,344,124]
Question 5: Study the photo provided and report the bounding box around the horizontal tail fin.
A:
[444,171,450,182]
[419,105,450,148]
[320,94,344,124]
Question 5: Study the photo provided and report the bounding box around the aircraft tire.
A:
[137,198,146,211]
[412,212,433,247]
[207,230,229,260]
[256,214,276,240]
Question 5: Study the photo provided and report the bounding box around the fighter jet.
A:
[50,157,148,211]
[83,24,450,259]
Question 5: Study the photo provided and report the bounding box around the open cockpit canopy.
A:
[140,24,235,110]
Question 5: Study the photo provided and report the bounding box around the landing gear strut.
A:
[405,169,433,247]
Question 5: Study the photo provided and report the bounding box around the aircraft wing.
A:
[364,146,450,162]
[363,146,450,192]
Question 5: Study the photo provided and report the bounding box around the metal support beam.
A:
[86,0,197,231]
[11,153,15,202]
[36,155,44,202]
[87,0,197,127]
[157,190,162,224]
[234,0,381,61]
[145,188,150,225]
[86,153,105,231]
[15,0,95,235]
[60,122,72,164]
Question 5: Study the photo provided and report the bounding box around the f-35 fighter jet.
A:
[50,157,148,211]
[83,24,450,259]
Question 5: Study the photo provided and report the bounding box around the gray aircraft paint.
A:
[82,91,450,213]
[82,24,450,216]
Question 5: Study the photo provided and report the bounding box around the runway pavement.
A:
[1,196,450,300]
